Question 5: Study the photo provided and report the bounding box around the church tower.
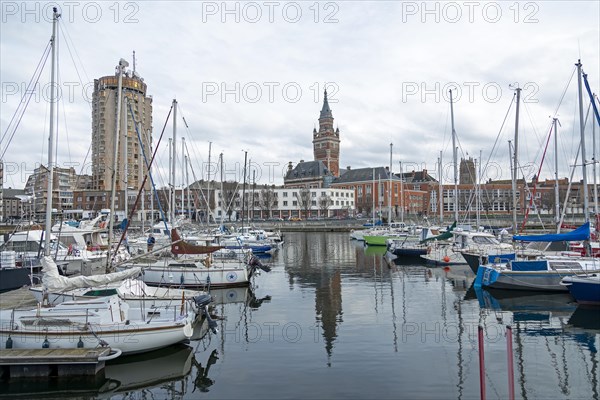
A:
[312,90,340,177]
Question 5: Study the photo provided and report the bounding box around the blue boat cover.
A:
[512,222,590,242]
[488,253,516,263]
[510,260,548,271]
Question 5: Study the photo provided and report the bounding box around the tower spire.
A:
[320,89,332,119]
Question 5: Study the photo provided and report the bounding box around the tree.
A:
[318,195,332,218]
[296,187,312,219]
[219,182,238,222]
[260,186,277,219]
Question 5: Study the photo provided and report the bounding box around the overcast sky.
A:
[1,1,599,190]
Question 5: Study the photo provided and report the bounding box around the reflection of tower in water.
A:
[316,270,342,367]
[283,233,349,366]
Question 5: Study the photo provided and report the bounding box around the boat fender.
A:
[443,256,450,263]
[99,348,122,362]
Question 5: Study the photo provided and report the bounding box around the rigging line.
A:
[57,23,91,108]
[55,36,75,166]
[0,40,51,143]
[582,69,600,127]
[481,92,516,179]
[112,103,173,264]
[557,104,592,230]
[184,142,212,218]
[520,122,554,231]
[0,42,52,158]
[176,104,207,168]
[522,101,544,162]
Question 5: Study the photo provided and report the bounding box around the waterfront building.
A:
[91,64,153,191]
[213,186,354,221]
[312,90,340,177]
[23,166,76,219]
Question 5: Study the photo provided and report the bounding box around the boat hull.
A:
[138,264,252,288]
[0,265,41,292]
[475,266,569,291]
[561,274,600,305]
[0,312,193,354]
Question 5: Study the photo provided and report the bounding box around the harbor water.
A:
[1,232,598,399]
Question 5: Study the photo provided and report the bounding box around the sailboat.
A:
[27,256,216,324]
[560,272,600,305]
[0,11,197,356]
[475,61,600,291]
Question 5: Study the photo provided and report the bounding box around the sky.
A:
[1,1,599,190]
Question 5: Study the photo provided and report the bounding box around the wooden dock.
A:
[0,347,112,378]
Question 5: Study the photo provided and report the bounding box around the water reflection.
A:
[2,232,598,399]
[0,343,220,399]
[474,286,600,399]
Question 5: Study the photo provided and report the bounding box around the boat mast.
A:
[388,143,393,224]
[106,57,127,269]
[186,153,191,220]
[553,118,561,233]
[593,116,599,220]
[512,87,521,233]
[219,153,224,226]
[171,99,177,225]
[241,150,248,228]
[44,7,60,255]
[439,151,443,224]
[123,96,128,224]
[399,161,404,223]
[181,137,185,219]
[576,60,590,225]
[449,89,459,223]
[372,168,376,223]
[477,150,482,228]
[207,141,212,224]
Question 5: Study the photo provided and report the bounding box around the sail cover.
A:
[171,229,223,255]
[41,256,142,292]
[420,221,457,243]
[512,222,590,242]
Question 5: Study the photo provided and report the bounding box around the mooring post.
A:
[506,325,515,400]
[478,325,486,400]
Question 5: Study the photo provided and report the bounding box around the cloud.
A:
[1,1,598,189]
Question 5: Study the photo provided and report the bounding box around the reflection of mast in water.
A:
[543,332,570,395]
[455,299,465,400]
[515,321,527,399]
[191,349,220,393]
[388,266,398,352]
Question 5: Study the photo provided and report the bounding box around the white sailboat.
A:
[27,257,216,326]
[475,61,600,292]
[0,10,197,356]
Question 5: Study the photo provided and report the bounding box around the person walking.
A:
[147,233,155,252]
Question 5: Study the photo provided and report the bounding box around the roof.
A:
[1,188,26,199]
[319,90,332,119]
[284,160,332,181]
[333,167,401,184]
[397,170,438,183]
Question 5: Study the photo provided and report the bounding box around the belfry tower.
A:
[312,90,340,177]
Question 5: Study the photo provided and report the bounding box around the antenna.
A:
[132,50,136,73]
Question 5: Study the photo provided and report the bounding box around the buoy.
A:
[42,336,50,349]
[443,255,450,263]
[6,335,13,349]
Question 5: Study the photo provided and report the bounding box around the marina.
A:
[1,232,598,399]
